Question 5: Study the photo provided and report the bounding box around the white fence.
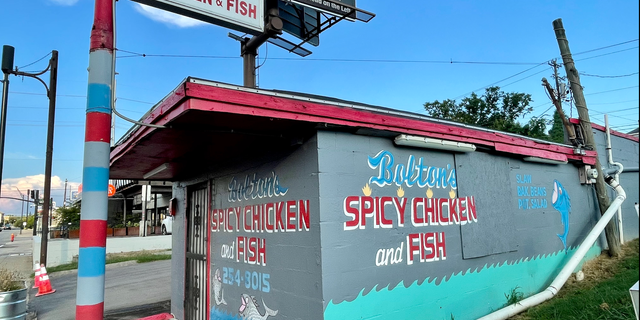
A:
[32,235,172,267]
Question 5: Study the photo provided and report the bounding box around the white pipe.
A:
[478,176,626,320]
[605,115,625,243]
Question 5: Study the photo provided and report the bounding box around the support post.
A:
[552,18,621,256]
[32,190,39,236]
[241,0,282,88]
[40,50,59,267]
[76,0,114,318]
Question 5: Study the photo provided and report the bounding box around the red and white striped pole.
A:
[76,0,114,318]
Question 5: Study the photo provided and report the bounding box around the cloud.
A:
[134,4,207,28]
[1,175,81,217]
[48,0,81,6]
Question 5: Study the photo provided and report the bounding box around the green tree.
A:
[55,205,81,229]
[424,86,550,140]
[548,110,566,143]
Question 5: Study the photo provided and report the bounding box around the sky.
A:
[0,0,638,217]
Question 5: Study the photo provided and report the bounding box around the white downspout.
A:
[605,115,625,243]
[478,176,626,320]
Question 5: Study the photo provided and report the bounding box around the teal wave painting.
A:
[324,245,601,320]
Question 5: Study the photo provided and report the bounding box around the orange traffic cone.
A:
[33,264,41,289]
[35,264,56,297]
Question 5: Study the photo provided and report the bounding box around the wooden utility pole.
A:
[542,59,577,145]
[552,18,621,256]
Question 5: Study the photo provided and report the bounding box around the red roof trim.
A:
[110,85,189,166]
[110,80,599,166]
[570,118,639,142]
[185,82,594,163]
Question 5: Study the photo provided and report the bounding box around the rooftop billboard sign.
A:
[133,0,265,34]
[289,0,356,19]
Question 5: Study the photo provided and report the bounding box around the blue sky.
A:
[0,0,638,216]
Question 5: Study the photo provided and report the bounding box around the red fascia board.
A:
[185,82,593,162]
[495,143,568,162]
[110,100,190,166]
[570,118,639,142]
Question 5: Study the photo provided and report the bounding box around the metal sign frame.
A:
[132,0,265,35]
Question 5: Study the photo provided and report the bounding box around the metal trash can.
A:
[0,287,27,320]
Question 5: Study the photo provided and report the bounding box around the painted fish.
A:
[551,180,571,252]
[213,269,227,305]
[238,294,278,320]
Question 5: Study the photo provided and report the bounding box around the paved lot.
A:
[33,260,171,320]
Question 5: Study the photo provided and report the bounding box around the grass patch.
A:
[45,250,172,274]
[512,238,639,320]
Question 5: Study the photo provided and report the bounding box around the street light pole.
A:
[0,46,15,199]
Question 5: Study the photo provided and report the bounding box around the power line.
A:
[452,62,549,100]
[590,99,639,106]
[584,85,639,96]
[17,52,52,70]
[501,67,552,89]
[9,91,154,104]
[575,46,639,62]
[572,39,639,56]
[579,71,639,78]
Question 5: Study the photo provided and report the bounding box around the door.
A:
[185,182,209,320]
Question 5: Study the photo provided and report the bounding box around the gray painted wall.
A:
[316,131,601,311]
[171,183,186,320]
[173,137,324,320]
[169,128,634,320]
[593,128,639,241]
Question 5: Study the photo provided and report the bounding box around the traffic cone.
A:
[33,264,41,289]
[35,264,56,297]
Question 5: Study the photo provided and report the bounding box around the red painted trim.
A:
[111,80,598,168]
[207,180,212,320]
[76,302,105,320]
[495,143,568,162]
[110,86,188,165]
[79,220,108,248]
[85,112,112,143]
[570,118,639,142]
[90,0,114,51]
[185,83,593,161]
[136,313,174,320]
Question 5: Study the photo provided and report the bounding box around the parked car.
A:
[161,216,173,235]
[2,224,10,230]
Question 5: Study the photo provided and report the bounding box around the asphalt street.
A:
[34,259,171,320]
[0,227,33,277]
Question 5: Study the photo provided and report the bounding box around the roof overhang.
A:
[110,78,598,180]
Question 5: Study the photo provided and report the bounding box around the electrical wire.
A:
[579,71,639,78]
[451,62,549,100]
[575,46,639,62]
[590,99,639,106]
[572,39,639,56]
[584,85,639,96]
[16,52,52,70]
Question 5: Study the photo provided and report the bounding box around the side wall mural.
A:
[207,138,324,320]
[318,131,602,320]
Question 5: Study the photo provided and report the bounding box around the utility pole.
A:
[553,18,622,257]
[32,190,39,236]
[541,59,577,145]
[39,50,58,266]
[63,179,68,208]
[77,0,114,318]
[0,46,15,199]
